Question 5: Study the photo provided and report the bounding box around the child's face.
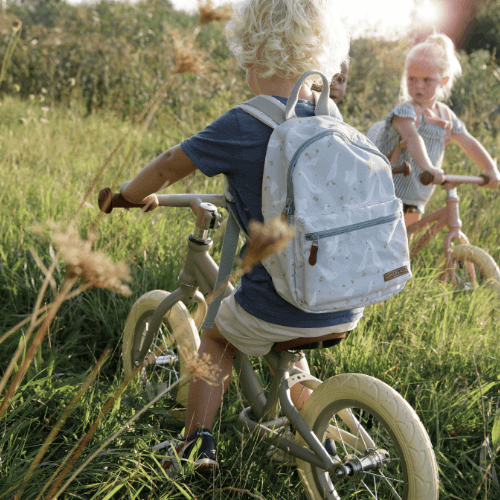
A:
[329,63,348,103]
[406,57,448,107]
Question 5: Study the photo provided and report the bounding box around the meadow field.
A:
[1,1,500,498]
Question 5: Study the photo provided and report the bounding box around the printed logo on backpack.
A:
[239,70,412,313]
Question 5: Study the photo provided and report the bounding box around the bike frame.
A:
[405,174,486,282]
[99,189,373,474]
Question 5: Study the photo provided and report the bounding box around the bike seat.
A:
[272,332,346,352]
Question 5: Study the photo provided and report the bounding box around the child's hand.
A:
[120,181,159,211]
[425,166,445,185]
[483,161,500,189]
[141,194,159,212]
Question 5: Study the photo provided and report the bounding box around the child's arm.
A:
[451,132,500,188]
[120,145,198,209]
[392,116,445,183]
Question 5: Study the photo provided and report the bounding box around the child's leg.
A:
[184,324,238,437]
[291,357,311,411]
[404,211,421,227]
[404,206,422,242]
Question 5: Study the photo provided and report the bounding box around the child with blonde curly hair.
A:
[372,34,500,227]
[119,0,360,476]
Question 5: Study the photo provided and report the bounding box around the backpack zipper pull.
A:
[309,236,318,266]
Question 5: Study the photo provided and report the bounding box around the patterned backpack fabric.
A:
[238,70,412,313]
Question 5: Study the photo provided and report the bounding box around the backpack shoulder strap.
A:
[201,206,241,330]
[239,90,340,126]
[238,95,286,129]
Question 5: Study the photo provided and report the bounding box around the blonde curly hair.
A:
[400,34,462,102]
[225,0,350,84]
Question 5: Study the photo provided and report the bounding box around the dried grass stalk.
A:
[204,217,294,308]
[182,349,221,384]
[171,29,208,74]
[15,349,110,500]
[240,217,294,273]
[0,226,132,420]
[52,224,132,296]
[198,0,232,26]
[44,371,190,500]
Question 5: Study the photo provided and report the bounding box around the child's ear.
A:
[442,76,450,86]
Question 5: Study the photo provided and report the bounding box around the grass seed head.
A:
[0,14,21,34]
[241,217,294,274]
[183,350,221,384]
[52,224,132,296]
[171,29,208,74]
[198,1,232,26]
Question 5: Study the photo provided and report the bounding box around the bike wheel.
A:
[295,373,438,500]
[122,290,200,421]
[437,244,500,304]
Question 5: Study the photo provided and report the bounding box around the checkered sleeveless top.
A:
[376,101,467,213]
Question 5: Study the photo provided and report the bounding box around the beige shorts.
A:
[215,294,360,356]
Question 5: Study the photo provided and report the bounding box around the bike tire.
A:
[295,373,438,500]
[122,290,200,421]
[437,244,500,304]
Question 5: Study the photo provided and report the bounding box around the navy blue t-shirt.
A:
[181,96,364,328]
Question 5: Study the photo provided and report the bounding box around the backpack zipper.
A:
[285,129,390,218]
[306,212,401,265]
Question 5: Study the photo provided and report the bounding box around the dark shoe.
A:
[160,428,218,478]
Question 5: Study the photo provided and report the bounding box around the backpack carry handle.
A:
[285,70,331,120]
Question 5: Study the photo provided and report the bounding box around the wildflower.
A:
[240,217,294,274]
[52,224,132,296]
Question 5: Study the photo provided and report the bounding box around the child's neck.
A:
[410,98,439,113]
[249,71,314,101]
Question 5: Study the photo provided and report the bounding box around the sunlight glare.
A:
[414,0,444,27]
[340,0,413,38]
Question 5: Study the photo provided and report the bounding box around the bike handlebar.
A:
[100,169,487,213]
[420,171,489,187]
[392,161,411,177]
[98,187,225,213]
[100,160,412,214]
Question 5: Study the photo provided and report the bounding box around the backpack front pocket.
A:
[292,201,411,312]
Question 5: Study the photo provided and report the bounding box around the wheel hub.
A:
[333,448,391,482]
[155,353,178,367]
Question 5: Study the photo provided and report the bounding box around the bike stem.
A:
[443,183,470,277]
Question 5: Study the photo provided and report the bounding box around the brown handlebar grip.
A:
[392,161,411,177]
[480,173,489,186]
[98,187,114,213]
[98,188,145,213]
[420,171,434,186]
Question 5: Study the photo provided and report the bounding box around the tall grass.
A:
[1,7,500,500]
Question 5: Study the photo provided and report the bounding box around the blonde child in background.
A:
[311,59,349,104]
[374,34,500,227]
[119,0,361,476]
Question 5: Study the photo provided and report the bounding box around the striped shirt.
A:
[376,101,467,213]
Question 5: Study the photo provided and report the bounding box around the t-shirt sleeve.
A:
[181,108,254,178]
[447,106,468,135]
[385,101,417,129]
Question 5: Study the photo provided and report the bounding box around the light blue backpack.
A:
[236,70,412,313]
